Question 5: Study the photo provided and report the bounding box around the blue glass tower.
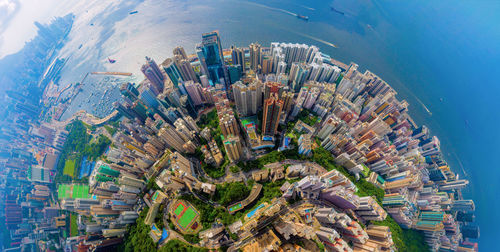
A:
[140,88,160,109]
[162,58,183,87]
[200,31,226,85]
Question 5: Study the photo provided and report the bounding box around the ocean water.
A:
[32,0,500,248]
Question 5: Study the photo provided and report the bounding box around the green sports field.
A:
[58,184,72,199]
[57,184,90,199]
[72,184,89,199]
[63,159,76,177]
[174,204,185,217]
[178,207,197,229]
[170,200,202,234]
[229,203,243,213]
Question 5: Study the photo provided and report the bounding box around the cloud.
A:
[0,0,19,55]
[0,0,18,16]
[0,0,20,30]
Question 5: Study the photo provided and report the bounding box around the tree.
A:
[160,240,207,252]
[214,182,250,206]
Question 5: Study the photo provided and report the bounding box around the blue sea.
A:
[27,0,500,248]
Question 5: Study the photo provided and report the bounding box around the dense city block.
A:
[0,30,478,252]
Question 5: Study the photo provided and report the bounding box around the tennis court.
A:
[228,203,243,213]
[178,207,197,230]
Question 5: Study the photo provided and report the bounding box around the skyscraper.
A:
[173,46,188,60]
[249,43,261,72]
[120,82,140,101]
[264,82,284,101]
[161,58,183,86]
[173,55,198,82]
[232,80,262,116]
[141,56,165,93]
[232,81,250,115]
[200,31,226,84]
[223,135,243,161]
[262,93,283,136]
[231,46,245,73]
[183,81,204,106]
[158,124,187,153]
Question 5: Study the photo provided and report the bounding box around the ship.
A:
[296,14,309,21]
[330,6,345,15]
[129,11,138,15]
[108,57,116,64]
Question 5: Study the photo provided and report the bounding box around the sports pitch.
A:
[57,184,90,199]
[63,159,76,177]
[170,200,202,234]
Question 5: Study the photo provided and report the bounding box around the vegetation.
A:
[104,124,117,136]
[371,216,429,251]
[146,176,160,191]
[155,204,165,229]
[315,240,325,252]
[70,214,78,236]
[160,239,207,252]
[197,109,218,129]
[237,151,287,172]
[178,194,239,229]
[213,182,250,206]
[259,180,287,203]
[182,234,201,244]
[309,146,385,204]
[55,120,111,183]
[63,159,76,177]
[296,109,319,126]
[201,161,226,179]
[120,207,157,252]
[335,73,343,85]
[228,230,238,241]
[230,165,240,173]
[196,109,230,179]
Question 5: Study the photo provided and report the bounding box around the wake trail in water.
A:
[290,30,338,49]
[414,96,432,116]
[244,1,297,17]
[453,152,468,177]
[299,5,315,11]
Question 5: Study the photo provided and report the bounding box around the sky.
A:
[0,0,75,57]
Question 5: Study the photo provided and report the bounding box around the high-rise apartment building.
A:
[141,56,165,94]
[173,46,188,60]
[223,135,243,161]
[158,124,187,153]
[231,46,245,73]
[184,81,204,106]
[249,43,261,72]
[262,94,283,136]
[264,82,284,101]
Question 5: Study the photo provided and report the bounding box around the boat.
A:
[296,14,309,21]
[330,6,345,15]
[78,44,83,49]
[108,57,116,64]
[129,11,138,15]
